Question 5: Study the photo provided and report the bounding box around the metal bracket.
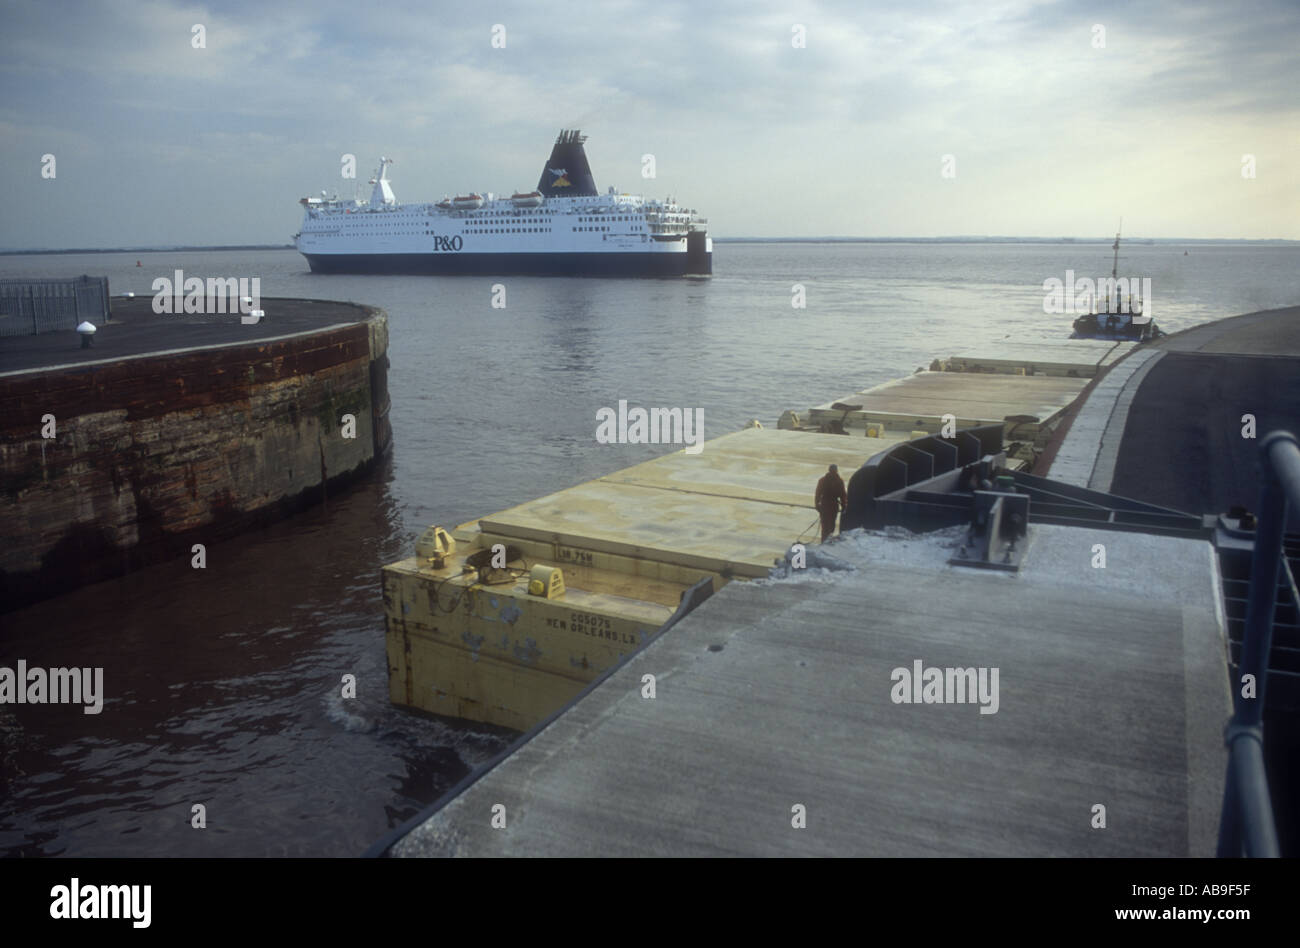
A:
[950,490,1029,571]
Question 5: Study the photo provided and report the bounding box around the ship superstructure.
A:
[295,130,711,276]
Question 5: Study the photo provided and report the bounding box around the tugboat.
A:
[1070,223,1163,341]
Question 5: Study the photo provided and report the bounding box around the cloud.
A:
[0,0,1296,246]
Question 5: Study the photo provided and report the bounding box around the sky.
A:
[1,0,1297,248]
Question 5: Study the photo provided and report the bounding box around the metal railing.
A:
[0,276,110,337]
[1216,431,1298,857]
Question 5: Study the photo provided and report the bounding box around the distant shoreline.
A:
[716,237,1299,245]
[1,238,1296,256]
[0,245,297,256]
[712,237,1300,245]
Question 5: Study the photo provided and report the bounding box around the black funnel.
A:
[537,129,598,197]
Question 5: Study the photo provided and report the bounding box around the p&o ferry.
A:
[295,130,712,276]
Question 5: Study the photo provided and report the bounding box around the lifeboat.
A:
[511,190,543,207]
[452,193,484,209]
[435,196,452,210]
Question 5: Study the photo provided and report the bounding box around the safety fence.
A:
[0,276,111,337]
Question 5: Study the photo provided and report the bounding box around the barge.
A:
[382,343,1112,731]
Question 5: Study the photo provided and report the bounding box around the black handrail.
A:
[1216,431,1298,857]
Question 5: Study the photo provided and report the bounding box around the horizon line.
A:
[2,236,1298,256]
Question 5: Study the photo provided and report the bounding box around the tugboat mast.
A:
[1112,217,1122,281]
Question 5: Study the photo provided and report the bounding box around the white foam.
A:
[324,695,377,733]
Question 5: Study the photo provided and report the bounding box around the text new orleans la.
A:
[545,612,640,645]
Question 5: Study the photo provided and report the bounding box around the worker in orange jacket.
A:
[814,464,848,542]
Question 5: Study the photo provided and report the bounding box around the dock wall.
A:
[0,306,390,611]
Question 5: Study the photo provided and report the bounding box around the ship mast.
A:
[1109,218,1122,312]
[1112,218,1122,281]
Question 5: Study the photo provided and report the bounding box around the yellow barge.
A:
[382,427,885,731]
[382,343,1122,732]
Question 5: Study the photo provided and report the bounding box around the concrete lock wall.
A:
[0,308,391,611]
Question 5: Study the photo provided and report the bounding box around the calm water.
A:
[1,242,1297,855]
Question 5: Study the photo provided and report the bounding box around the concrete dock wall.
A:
[0,304,390,611]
